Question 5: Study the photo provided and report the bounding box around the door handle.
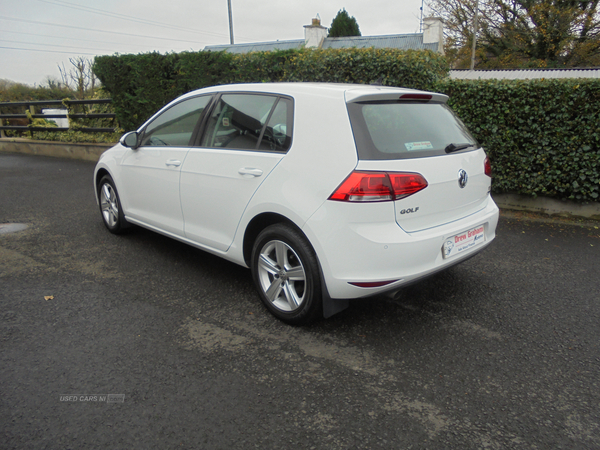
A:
[165,159,181,167]
[238,167,263,177]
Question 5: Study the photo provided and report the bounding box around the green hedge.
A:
[282,48,446,89]
[93,53,181,132]
[437,79,600,202]
[93,48,448,131]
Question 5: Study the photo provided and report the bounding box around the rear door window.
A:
[348,101,478,160]
[200,94,293,152]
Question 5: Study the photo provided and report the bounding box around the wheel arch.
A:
[242,212,302,267]
[94,167,111,203]
[95,167,110,190]
[243,212,349,321]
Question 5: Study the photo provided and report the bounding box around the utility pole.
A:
[228,0,234,45]
[470,0,479,70]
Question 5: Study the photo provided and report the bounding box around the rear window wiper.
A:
[445,143,476,154]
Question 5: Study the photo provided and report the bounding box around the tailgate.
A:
[356,149,492,233]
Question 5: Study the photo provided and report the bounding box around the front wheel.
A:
[251,224,322,325]
[98,175,130,234]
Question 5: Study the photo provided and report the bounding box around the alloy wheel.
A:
[257,240,307,312]
[100,182,119,228]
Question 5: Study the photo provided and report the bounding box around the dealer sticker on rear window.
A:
[405,141,434,151]
[443,225,485,259]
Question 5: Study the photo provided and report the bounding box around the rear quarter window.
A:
[347,101,478,160]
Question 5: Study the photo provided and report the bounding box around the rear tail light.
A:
[484,156,492,177]
[329,171,428,202]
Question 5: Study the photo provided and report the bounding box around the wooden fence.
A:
[0,99,117,137]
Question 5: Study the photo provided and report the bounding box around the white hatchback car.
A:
[94,83,499,324]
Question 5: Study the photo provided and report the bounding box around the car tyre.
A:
[98,175,130,234]
[251,224,322,325]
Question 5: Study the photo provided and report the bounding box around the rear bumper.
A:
[303,197,499,299]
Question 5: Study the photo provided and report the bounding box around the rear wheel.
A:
[251,224,322,325]
[98,175,129,234]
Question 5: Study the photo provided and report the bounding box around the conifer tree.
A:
[328,8,361,37]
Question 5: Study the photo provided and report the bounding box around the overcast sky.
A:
[1,0,428,86]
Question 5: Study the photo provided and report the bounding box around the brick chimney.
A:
[304,17,327,49]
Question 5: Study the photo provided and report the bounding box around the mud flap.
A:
[317,254,349,319]
[322,295,350,318]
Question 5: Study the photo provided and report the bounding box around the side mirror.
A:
[120,131,140,149]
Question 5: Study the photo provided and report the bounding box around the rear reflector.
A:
[349,280,400,288]
[329,171,428,202]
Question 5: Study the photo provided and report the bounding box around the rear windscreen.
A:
[347,101,479,160]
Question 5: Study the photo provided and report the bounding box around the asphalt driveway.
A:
[1,152,599,449]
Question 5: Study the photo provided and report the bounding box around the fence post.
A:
[0,104,5,138]
[65,101,71,131]
[28,104,35,138]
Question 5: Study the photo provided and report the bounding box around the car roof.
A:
[180,82,449,104]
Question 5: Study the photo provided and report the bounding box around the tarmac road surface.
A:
[1,152,599,449]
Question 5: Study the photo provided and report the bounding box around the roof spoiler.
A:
[345,89,448,104]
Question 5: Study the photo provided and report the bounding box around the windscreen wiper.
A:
[445,143,476,154]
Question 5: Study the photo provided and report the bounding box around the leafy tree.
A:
[328,8,361,37]
[428,0,600,68]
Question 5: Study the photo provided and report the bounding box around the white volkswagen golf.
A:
[94,83,499,324]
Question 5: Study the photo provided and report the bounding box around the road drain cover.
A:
[0,223,29,234]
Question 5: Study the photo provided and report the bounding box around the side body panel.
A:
[119,146,189,237]
[226,87,360,264]
[179,149,283,251]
